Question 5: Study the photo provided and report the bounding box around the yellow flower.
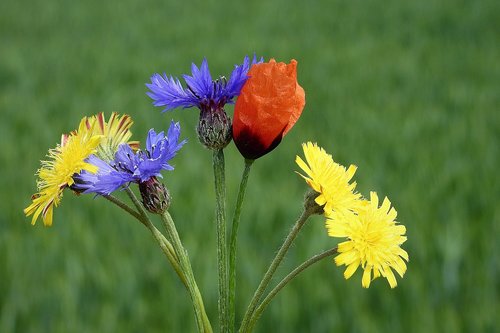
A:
[296,142,363,215]
[81,112,139,161]
[24,119,102,226]
[327,192,409,288]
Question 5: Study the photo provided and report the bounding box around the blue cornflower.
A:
[146,55,261,113]
[74,121,186,195]
[146,55,262,150]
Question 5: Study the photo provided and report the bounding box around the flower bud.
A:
[139,177,171,214]
[233,59,305,159]
[303,189,325,215]
[196,105,232,150]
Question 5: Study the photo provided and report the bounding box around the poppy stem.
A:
[229,158,254,332]
[247,247,338,332]
[213,149,229,333]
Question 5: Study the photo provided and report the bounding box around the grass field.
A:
[1,0,498,332]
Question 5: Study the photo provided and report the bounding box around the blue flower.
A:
[146,55,262,113]
[73,121,186,195]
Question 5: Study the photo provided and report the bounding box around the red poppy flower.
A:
[232,59,306,160]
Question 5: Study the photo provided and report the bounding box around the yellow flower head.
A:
[327,192,409,288]
[24,119,102,226]
[296,142,363,215]
[80,112,139,161]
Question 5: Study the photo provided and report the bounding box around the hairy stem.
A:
[239,209,313,333]
[248,248,338,332]
[103,194,142,222]
[124,188,211,332]
[161,211,213,333]
[103,193,184,284]
[213,149,229,333]
[228,159,253,332]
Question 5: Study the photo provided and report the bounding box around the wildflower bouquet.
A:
[25,56,408,333]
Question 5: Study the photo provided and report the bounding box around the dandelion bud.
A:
[303,189,325,215]
[196,106,232,150]
[139,177,171,214]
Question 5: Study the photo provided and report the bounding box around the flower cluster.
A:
[25,54,408,333]
[146,56,305,156]
[73,121,185,195]
[25,113,184,224]
[147,56,263,149]
[297,142,408,288]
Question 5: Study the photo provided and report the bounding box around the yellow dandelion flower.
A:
[24,119,102,226]
[296,142,363,215]
[327,192,409,288]
[81,112,139,161]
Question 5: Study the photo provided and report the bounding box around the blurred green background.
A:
[1,0,498,332]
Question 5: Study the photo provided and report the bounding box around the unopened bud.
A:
[139,177,171,214]
[196,106,232,150]
[303,189,324,215]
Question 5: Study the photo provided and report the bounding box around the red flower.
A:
[232,59,305,160]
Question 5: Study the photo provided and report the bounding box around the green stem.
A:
[124,188,211,332]
[104,192,187,287]
[248,247,338,332]
[239,209,313,333]
[150,224,188,287]
[213,149,229,333]
[228,159,254,332]
[124,187,150,220]
[103,194,143,222]
[161,211,213,333]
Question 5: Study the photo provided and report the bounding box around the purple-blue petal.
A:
[73,155,134,195]
[90,172,134,195]
[137,121,186,181]
[163,121,186,160]
[146,73,199,111]
[146,128,165,154]
[114,144,140,173]
[147,56,262,112]
[225,55,264,99]
[182,58,213,101]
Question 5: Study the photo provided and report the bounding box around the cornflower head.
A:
[24,119,102,226]
[146,55,262,149]
[326,192,409,288]
[296,142,363,216]
[73,120,186,200]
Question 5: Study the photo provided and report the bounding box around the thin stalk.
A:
[103,192,186,287]
[125,188,211,332]
[248,247,338,332]
[103,194,143,221]
[124,187,150,220]
[150,225,188,287]
[213,149,229,333]
[239,209,314,333]
[228,158,254,332]
[161,211,213,333]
